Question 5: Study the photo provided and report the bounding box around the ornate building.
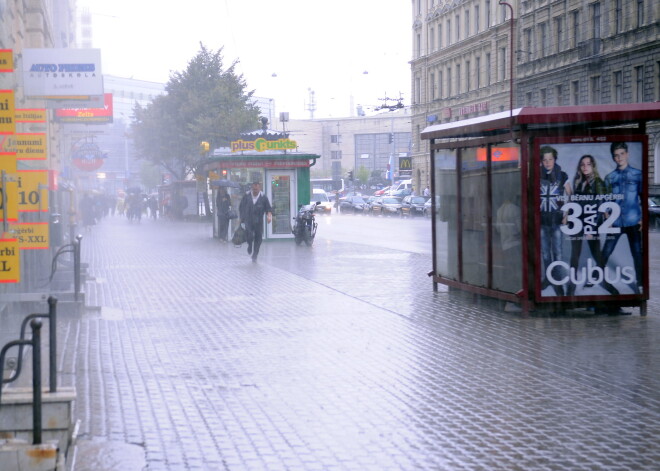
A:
[410,0,660,193]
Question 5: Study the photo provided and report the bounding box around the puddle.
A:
[72,438,145,471]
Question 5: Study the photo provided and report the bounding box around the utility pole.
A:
[305,88,316,119]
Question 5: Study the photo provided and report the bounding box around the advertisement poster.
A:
[536,136,646,300]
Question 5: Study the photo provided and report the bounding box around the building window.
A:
[526,91,533,106]
[438,70,443,97]
[416,33,421,58]
[524,28,533,62]
[571,11,580,48]
[456,14,461,42]
[590,76,601,104]
[499,47,507,81]
[415,77,421,103]
[556,84,564,105]
[486,0,491,28]
[615,0,623,33]
[486,53,491,86]
[330,134,339,144]
[475,57,481,88]
[430,72,436,100]
[540,88,547,106]
[447,19,452,45]
[331,151,342,160]
[456,64,462,94]
[635,66,645,102]
[591,2,601,39]
[466,61,471,91]
[637,0,644,27]
[613,71,623,103]
[572,80,580,105]
[447,67,452,96]
[554,16,563,54]
[465,10,470,37]
[475,5,480,34]
[539,22,548,58]
[657,61,660,101]
[430,27,435,52]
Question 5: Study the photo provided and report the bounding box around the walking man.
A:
[239,181,272,262]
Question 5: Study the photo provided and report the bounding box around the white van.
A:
[394,179,412,192]
[312,188,333,215]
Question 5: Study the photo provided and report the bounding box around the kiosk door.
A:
[266,170,296,239]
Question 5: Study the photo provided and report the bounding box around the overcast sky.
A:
[79,0,412,119]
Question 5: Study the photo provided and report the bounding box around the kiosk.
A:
[421,103,660,315]
[201,130,319,242]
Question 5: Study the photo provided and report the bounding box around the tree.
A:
[131,44,261,181]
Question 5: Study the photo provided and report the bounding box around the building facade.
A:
[410,0,660,193]
[276,108,413,185]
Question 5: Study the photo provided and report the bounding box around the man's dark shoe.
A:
[251,255,257,263]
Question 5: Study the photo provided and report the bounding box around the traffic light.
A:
[388,133,394,144]
[199,141,210,154]
[348,170,354,181]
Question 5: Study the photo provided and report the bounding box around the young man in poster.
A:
[539,146,572,296]
[600,142,643,294]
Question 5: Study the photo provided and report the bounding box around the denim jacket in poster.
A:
[604,165,642,228]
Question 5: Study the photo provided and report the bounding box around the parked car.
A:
[423,196,441,218]
[401,195,428,217]
[312,189,333,215]
[374,186,390,196]
[649,196,660,230]
[390,188,412,198]
[368,196,384,215]
[339,195,368,214]
[380,196,403,217]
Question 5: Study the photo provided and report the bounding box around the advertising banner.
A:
[0,238,20,283]
[0,90,15,134]
[22,48,103,98]
[16,169,48,212]
[10,222,49,249]
[15,109,47,123]
[535,136,647,300]
[54,93,113,124]
[0,50,13,73]
[14,133,47,160]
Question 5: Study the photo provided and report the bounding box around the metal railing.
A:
[48,235,83,301]
[0,319,45,444]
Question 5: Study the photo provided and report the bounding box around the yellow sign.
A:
[16,170,48,212]
[0,147,17,172]
[10,222,49,249]
[0,238,20,283]
[15,109,46,123]
[230,138,297,153]
[0,50,12,72]
[209,171,219,180]
[0,90,15,134]
[0,178,19,222]
[15,133,47,160]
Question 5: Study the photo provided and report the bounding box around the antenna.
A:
[305,88,316,119]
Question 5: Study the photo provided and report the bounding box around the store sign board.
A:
[14,133,47,160]
[22,48,103,97]
[16,169,48,212]
[0,50,13,72]
[15,109,47,123]
[230,138,297,153]
[54,93,113,123]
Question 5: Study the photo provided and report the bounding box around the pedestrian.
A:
[216,188,231,242]
[239,181,272,262]
[79,193,96,231]
[423,186,430,197]
[334,190,341,214]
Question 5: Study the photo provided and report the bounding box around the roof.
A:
[421,103,660,140]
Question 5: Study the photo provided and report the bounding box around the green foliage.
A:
[356,166,370,185]
[131,44,261,181]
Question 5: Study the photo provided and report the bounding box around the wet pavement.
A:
[50,215,660,470]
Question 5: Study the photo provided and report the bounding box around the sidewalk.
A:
[60,216,660,470]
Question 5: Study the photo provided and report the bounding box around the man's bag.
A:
[226,208,238,220]
[232,224,247,246]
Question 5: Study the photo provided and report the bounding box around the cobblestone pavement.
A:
[57,216,660,471]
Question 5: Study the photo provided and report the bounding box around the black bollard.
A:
[31,319,43,445]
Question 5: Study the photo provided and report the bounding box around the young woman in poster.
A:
[565,155,618,296]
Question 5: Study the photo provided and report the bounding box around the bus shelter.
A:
[421,103,660,315]
[201,148,320,241]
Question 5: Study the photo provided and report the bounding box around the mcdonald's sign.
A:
[399,157,412,171]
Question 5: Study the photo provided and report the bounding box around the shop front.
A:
[421,103,660,315]
[202,143,319,242]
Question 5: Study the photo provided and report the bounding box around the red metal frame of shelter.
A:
[421,103,660,315]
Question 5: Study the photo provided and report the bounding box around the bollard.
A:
[48,296,57,393]
[31,319,43,445]
[74,234,83,302]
